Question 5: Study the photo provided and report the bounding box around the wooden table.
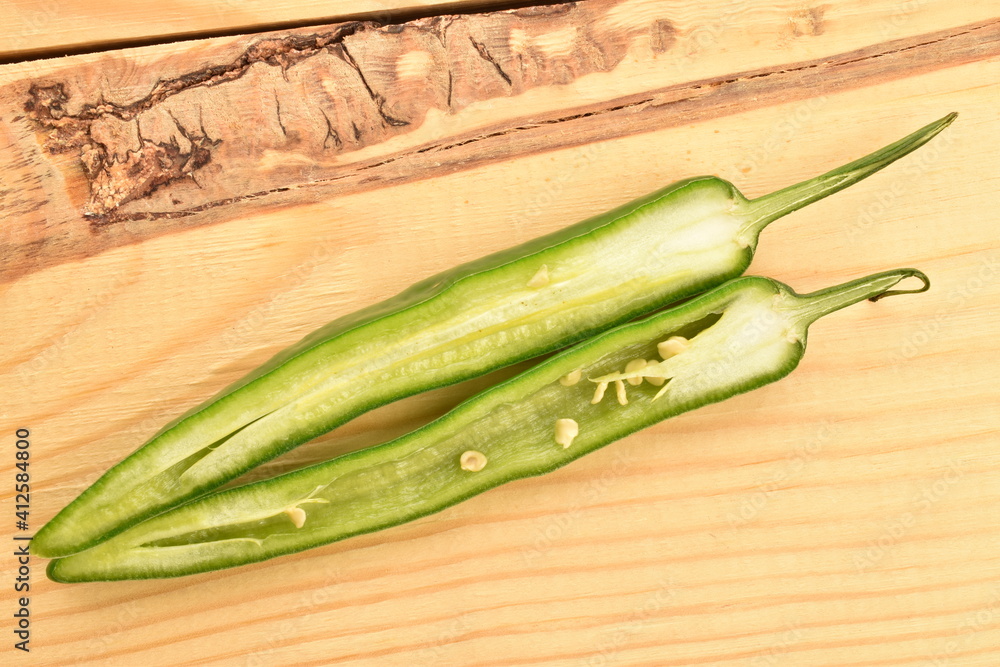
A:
[3,1,999,664]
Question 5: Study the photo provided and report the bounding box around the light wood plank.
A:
[1,1,999,665]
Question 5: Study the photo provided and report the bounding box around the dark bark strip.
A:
[1,10,997,283]
[99,17,1000,223]
[19,0,638,219]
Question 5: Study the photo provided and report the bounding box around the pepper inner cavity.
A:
[135,409,282,498]
[140,502,328,548]
[587,311,722,405]
[139,313,724,550]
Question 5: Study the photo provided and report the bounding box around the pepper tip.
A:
[868,269,930,302]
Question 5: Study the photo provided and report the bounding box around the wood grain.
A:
[3,0,1000,284]
[2,0,1000,665]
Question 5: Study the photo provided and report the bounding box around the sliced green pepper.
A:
[48,268,929,581]
[33,114,954,559]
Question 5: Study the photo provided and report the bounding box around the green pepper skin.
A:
[33,114,955,560]
[47,269,929,582]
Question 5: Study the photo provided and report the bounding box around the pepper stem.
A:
[739,113,957,243]
[785,269,930,327]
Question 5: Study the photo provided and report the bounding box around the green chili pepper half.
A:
[47,268,929,581]
[33,114,954,559]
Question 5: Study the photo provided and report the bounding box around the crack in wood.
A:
[469,36,513,86]
[274,95,288,137]
[5,6,998,283]
[84,25,369,123]
[23,0,637,223]
[0,0,578,65]
[337,41,411,127]
[21,20,383,218]
[320,109,342,150]
[82,16,999,228]
[88,185,302,226]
